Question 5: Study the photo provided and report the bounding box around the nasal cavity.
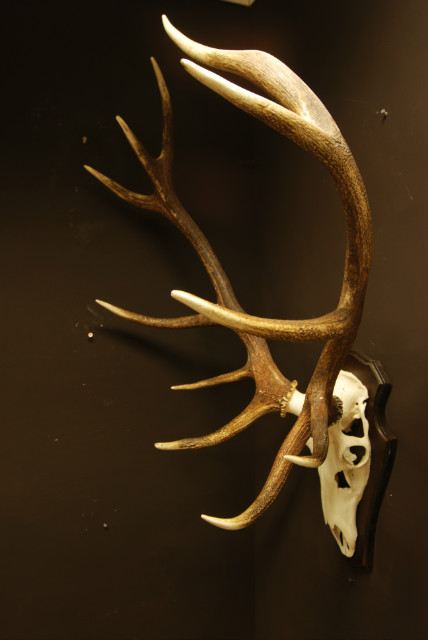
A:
[349,445,366,465]
[335,470,350,488]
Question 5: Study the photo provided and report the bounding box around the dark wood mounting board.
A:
[343,351,397,570]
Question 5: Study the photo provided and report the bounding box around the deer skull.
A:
[308,370,370,556]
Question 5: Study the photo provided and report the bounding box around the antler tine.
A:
[180,59,332,161]
[95,299,212,330]
[162,15,339,138]
[115,58,174,183]
[84,165,162,212]
[171,366,250,391]
[85,58,174,220]
[171,290,352,342]
[114,57,173,180]
[150,57,174,171]
[115,115,156,179]
[155,396,274,450]
[200,409,312,530]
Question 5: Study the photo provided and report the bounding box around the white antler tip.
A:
[171,290,195,305]
[283,454,323,469]
[162,15,179,41]
[154,441,178,451]
[171,289,206,306]
[170,383,194,391]
[84,164,98,177]
[95,299,114,312]
[201,514,240,530]
[180,58,194,70]
[115,115,127,130]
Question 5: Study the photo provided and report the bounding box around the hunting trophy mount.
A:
[84,16,397,569]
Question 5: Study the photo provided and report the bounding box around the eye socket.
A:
[343,418,365,437]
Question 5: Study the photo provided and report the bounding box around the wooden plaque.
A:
[343,351,397,569]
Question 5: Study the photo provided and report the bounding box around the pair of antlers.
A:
[84,16,372,530]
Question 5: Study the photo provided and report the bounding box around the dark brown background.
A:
[1,1,427,638]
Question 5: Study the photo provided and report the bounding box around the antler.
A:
[84,16,371,530]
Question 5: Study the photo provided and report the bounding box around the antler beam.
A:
[85,16,372,531]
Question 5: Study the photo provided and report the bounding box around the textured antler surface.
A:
[85,16,372,530]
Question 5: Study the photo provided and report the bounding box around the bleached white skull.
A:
[320,370,371,556]
[306,370,370,556]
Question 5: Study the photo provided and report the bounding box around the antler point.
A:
[283,454,323,469]
[154,442,174,450]
[171,289,189,302]
[95,299,113,311]
[201,514,246,531]
[83,164,96,176]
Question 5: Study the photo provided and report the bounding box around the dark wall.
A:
[1,1,426,639]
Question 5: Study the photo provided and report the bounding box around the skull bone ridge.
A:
[311,370,371,557]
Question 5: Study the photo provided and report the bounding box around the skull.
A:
[309,370,371,557]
